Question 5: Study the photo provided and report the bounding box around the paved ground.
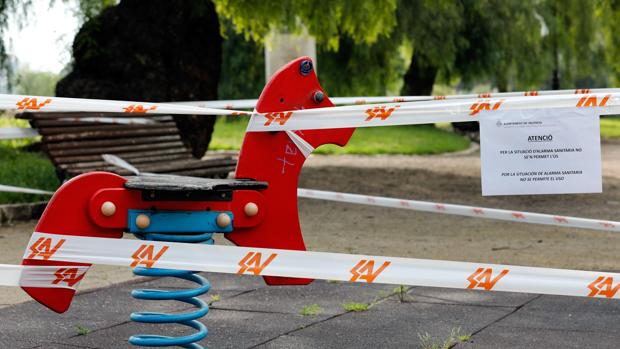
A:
[2,143,620,347]
[1,272,619,348]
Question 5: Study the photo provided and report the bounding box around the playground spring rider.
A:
[21,57,356,347]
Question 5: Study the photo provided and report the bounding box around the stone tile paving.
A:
[0,273,619,348]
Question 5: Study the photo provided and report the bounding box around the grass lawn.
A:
[0,116,59,204]
[600,117,620,139]
[0,143,59,204]
[210,118,472,155]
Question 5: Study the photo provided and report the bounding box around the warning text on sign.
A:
[480,108,602,196]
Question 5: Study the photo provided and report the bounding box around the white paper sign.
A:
[480,107,601,196]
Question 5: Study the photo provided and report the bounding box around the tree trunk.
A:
[401,51,437,96]
[56,0,221,158]
[402,51,479,137]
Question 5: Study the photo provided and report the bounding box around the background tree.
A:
[600,0,620,85]
[56,0,221,158]
[13,67,59,96]
[214,0,403,97]
[0,0,617,148]
[317,35,406,96]
[396,0,545,96]
[218,22,265,99]
[397,0,465,96]
[213,0,398,50]
[0,0,32,85]
[538,0,606,90]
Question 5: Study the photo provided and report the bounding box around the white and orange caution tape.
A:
[246,92,620,132]
[178,88,620,109]
[57,116,156,125]
[16,232,620,299]
[0,90,618,133]
[1,181,618,233]
[0,94,250,116]
[297,189,620,232]
[0,264,88,289]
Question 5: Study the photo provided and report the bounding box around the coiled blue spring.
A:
[129,231,214,349]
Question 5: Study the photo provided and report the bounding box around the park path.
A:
[1,142,620,305]
[1,142,620,348]
[1,270,618,348]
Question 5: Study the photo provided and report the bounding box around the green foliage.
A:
[418,327,471,349]
[342,302,369,312]
[393,285,409,303]
[536,0,607,89]
[12,67,59,96]
[0,0,31,83]
[397,0,465,73]
[214,0,397,50]
[0,0,616,110]
[397,0,550,92]
[0,114,58,204]
[299,304,323,316]
[0,116,34,148]
[75,325,92,336]
[215,0,402,95]
[600,117,620,139]
[597,0,620,85]
[317,125,470,155]
[0,141,59,204]
[454,0,545,90]
[218,22,265,99]
[210,118,470,155]
[65,0,118,20]
[208,294,221,305]
[318,35,406,96]
[0,0,116,77]
[396,0,613,93]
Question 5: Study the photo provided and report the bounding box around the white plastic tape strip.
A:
[297,189,620,232]
[0,264,88,289]
[0,184,54,195]
[177,88,620,109]
[2,91,618,132]
[0,94,249,116]
[0,127,39,140]
[57,117,155,125]
[247,92,620,132]
[23,232,620,299]
[101,154,141,175]
[171,99,258,110]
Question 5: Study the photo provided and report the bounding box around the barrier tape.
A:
[57,117,156,125]
[0,184,54,195]
[0,264,88,289]
[0,127,39,140]
[1,181,617,233]
[297,189,620,232]
[19,232,620,299]
[246,92,620,132]
[0,94,249,116]
[178,88,620,109]
[1,91,618,133]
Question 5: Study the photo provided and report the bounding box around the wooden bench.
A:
[20,112,237,180]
